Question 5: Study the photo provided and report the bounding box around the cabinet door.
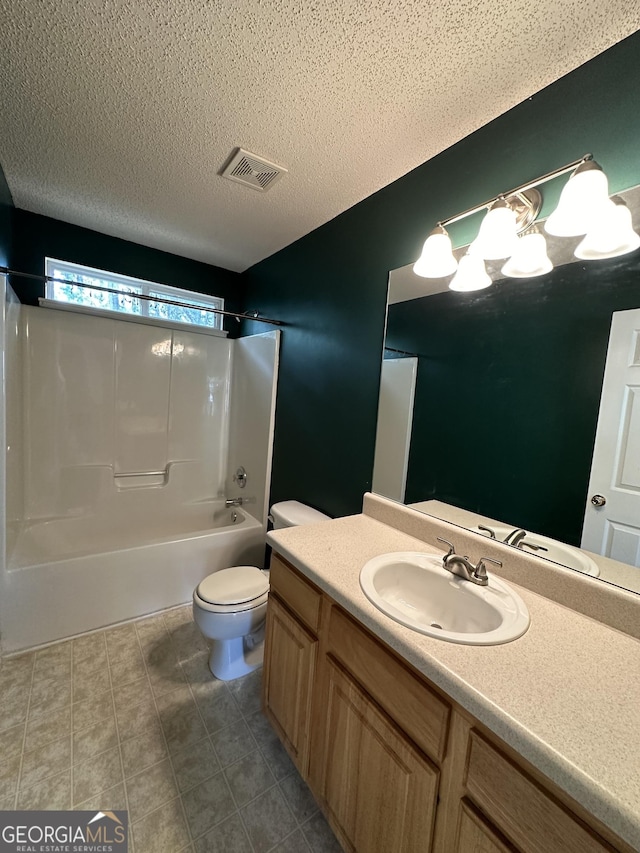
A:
[319,659,439,853]
[262,594,318,775]
[455,802,517,853]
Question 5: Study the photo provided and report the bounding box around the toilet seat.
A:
[195,566,269,614]
[194,588,268,614]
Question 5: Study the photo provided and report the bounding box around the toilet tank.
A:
[270,500,331,529]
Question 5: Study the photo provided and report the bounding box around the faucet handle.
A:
[233,466,247,488]
[518,540,548,553]
[474,556,502,583]
[436,537,455,559]
[478,525,497,539]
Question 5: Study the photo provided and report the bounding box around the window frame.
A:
[44,257,226,334]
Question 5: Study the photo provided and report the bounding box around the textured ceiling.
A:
[0,2,639,273]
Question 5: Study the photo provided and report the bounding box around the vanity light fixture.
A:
[449,252,492,292]
[414,225,458,277]
[501,229,553,278]
[469,198,519,260]
[544,160,610,236]
[412,154,639,291]
[574,196,640,260]
[470,192,540,260]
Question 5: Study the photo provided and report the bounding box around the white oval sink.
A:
[360,552,530,645]
[477,526,600,577]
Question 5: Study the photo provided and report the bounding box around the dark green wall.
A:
[241,212,390,517]
[0,162,13,270]
[244,31,640,523]
[386,254,640,545]
[10,210,246,336]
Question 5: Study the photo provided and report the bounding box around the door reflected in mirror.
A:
[372,357,417,502]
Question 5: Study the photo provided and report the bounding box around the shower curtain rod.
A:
[0,266,283,326]
[384,346,420,358]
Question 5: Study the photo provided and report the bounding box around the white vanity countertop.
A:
[267,509,640,850]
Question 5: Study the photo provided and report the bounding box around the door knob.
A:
[590,494,607,507]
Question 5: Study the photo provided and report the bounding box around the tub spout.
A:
[225,496,256,507]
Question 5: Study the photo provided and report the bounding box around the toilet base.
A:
[208,634,264,681]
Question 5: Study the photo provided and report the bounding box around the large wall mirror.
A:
[373,183,640,595]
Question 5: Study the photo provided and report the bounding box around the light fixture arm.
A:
[437,154,592,229]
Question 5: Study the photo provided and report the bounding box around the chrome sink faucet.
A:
[503,528,528,547]
[479,525,530,548]
[437,538,502,587]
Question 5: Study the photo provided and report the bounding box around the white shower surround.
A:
[0,297,280,653]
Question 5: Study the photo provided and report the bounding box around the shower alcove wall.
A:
[0,283,280,653]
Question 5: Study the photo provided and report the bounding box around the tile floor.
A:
[0,605,342,853]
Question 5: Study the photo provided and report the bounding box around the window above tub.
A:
[42,258,227,335]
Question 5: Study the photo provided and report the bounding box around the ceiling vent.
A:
[220,148,287,192]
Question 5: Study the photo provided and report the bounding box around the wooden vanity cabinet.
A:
[263,554,633,853]
[265,555,447,852]
[318,658,440,853]
[262,556,322,775]
[451,730,629,853]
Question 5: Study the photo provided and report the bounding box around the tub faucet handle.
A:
[233,466,247,488]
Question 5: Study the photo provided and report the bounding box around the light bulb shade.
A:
[449,253,492,292]
[545,160,610,237]
[413,227,458,278]
[574,199,640,260]
[501,232,553,278]
[470,200,519,260]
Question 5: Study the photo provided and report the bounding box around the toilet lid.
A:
[197,566,269,606]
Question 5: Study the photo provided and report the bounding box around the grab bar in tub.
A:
[114,469,167,478]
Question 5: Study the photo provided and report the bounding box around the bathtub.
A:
[2,506,266,653]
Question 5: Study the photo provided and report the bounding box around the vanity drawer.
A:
[464,731,617,853]
[327,605,449,763]
[269,554,322,633]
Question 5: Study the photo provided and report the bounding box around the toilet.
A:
[193,500,330,681]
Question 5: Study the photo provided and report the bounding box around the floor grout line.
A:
[14,652,37,809]
[134,612,195,852]
[104,637,128,820]
[70,642,77,809]
[100,631,138,853]
[168,611,269,853]
[169,617,243,851]
[231,671,297,853]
